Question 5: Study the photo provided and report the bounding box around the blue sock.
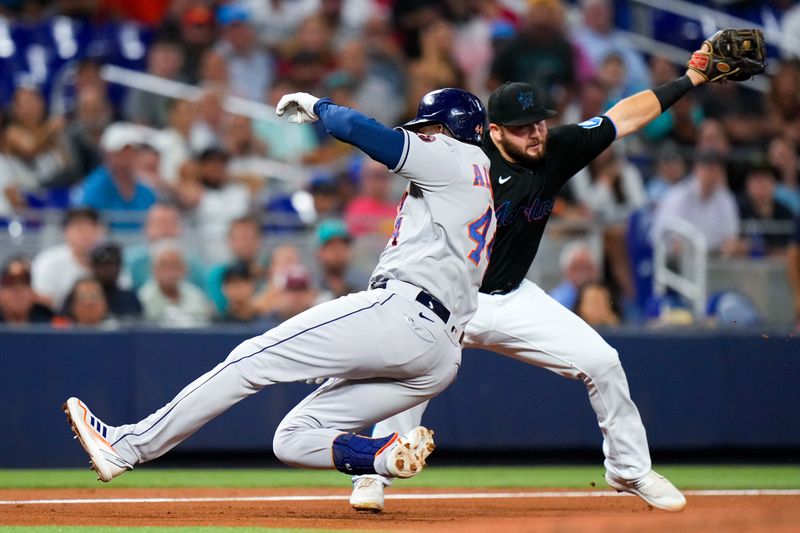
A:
[332,433,398,475]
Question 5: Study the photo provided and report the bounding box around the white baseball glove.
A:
[276,92,321,124]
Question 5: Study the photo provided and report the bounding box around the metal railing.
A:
[653,217,709,318]
[630,0,800,54]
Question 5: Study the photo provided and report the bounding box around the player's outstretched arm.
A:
[605,29,765,139]
[604,46,707,139]
[276,92,405,169]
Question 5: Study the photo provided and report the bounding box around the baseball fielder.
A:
[63,88,495,482]
[349,32,766,512]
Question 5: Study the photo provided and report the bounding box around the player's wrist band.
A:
[652,75,695,113]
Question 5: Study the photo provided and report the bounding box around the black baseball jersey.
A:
[479,116,617,294]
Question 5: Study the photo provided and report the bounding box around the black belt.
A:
[371,281,451,324]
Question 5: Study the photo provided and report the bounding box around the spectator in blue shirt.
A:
[76,123,157,230]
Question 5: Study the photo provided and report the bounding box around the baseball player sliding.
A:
[349,31,766,513]
[63,89,495,483]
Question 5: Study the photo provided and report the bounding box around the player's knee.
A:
[272,425,299,466]
[582,343,621,381]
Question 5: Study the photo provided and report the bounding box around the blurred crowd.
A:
[1,0,800,330]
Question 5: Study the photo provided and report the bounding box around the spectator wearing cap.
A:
[213,3,274,102]
[0,257,54,325]
[205,215,267,314]
[138,240,212,328]
[737,163,795,255]
[344,158,399,237]
[263,172,343,233]
[262,263,318,323]
[90,242,142,320]
[314,219,370,302]
[216,261,268,324]
[32,207,104,310]
[60,277,113,328]
[76,123,157,230]
[176,147,251,263]
[651,151,742,256]
[308,174,344,220]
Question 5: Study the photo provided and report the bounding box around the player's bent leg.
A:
[82,291,434,468]
[272,364,452,478]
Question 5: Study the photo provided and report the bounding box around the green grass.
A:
[1,465,798,490]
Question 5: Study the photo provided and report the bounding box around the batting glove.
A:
[276,92,320,124]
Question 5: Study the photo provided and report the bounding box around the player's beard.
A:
[498,133,547,167]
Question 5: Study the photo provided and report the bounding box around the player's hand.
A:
[301,378,326,385]
[276,92,320,124]
[685,43,711,86]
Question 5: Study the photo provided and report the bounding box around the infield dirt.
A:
[1,487,798,532]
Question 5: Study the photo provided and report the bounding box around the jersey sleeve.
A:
[548,116,617,186]
[314,99,405,168]
[391,129,461,191]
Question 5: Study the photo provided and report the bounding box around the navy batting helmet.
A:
[403,88,486,145]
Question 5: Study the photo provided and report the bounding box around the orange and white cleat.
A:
[63,397,133,482]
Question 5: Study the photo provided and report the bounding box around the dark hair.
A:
[62,207,101,228]
[0,255,32,286]
[745,161,780,181]
[90,242,123,265]
[222,261,254,283]
[197,147,230,162]
[572,281,620,318]
[62,276,106,318]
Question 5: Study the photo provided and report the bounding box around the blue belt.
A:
[371,281,451,324]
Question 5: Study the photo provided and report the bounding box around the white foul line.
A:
[1,490,799,506]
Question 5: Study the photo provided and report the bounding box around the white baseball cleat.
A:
[382,426,435,479]
[350,476,386,512]
[606,470,686,512]
[63,397,133,482]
